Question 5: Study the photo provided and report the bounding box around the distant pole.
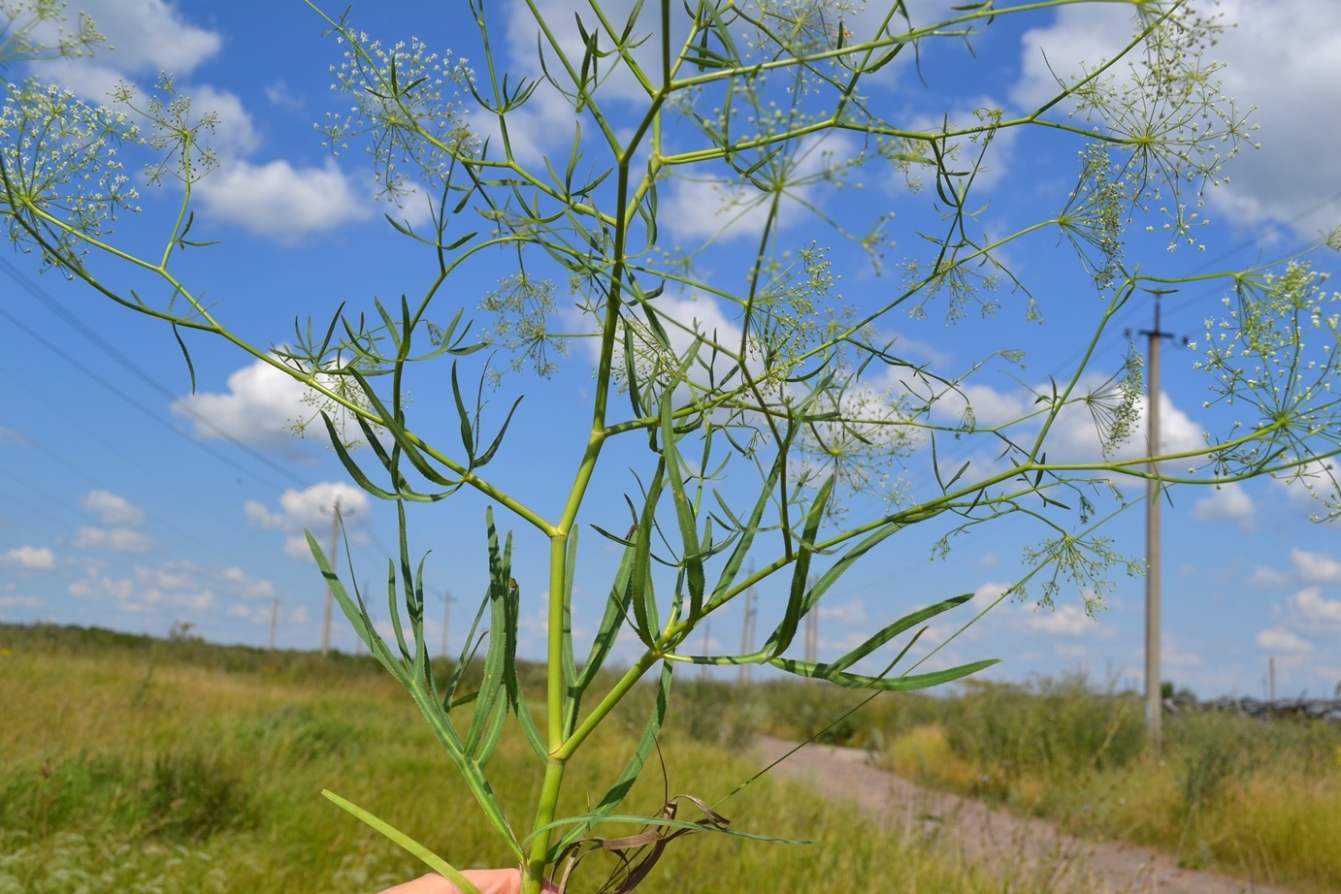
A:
[268,598,279,651]
[804,574,818,665]
[700,619,711,681]
[440,591,454,658]
[1269,656,1276,703]
[1140,295,1175,746]
[739,569,756,686]
[321,498,342,658]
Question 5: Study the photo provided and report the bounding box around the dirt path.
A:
[755,737,1294,894]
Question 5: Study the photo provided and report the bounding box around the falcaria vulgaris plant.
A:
[3,0,1340,891]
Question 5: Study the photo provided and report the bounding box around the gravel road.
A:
[755,736,1295,894]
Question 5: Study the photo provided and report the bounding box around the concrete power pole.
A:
[320,498,342,658]
[803,575,819,665]
[268,598,279,651]
[739,571,757,686]
[1140,295,1176,745]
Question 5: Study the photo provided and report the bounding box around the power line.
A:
[0,254,311,489]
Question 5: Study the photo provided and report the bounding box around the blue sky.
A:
[2,0,1340,699]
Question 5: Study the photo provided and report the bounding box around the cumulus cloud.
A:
[245,482,372,560]
[659,134,861,243]
[75,527,155,553]
[1289,547,1341,584]
[1291,586,1341,626]
[68,560,214,613]
[1025,603,1096,636]
[1256,626,1312,654]
[172,359,314,452]
[83,490,146,526]
[28,1,384,244]
[244,500,285,530]
[0,595,43,609]
[819,600,868,626]
[77,490,153,553]
[221,566,276,600]
[1189,482,1255,527]
[0,425,31,447]
[195,160,373,243]
[2,546,55,570]
[1011,1,1341,238]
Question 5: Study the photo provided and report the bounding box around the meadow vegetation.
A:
[5,624,1339,893]
[736,674,1341,893]
[0,624,1028,894]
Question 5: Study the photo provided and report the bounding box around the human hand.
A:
[378,870,557,894]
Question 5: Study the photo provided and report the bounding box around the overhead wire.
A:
[1,261,403,572]
[0,254,311,489]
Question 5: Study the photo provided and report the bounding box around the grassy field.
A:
[731,675,1341,894]
[0,624,1032,894]
[5,624,1338,893]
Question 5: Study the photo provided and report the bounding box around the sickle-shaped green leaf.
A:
[766,476,834,658]
[661,397,706,621]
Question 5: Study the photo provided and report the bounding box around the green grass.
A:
[0,624,1039,894]
[856,677,1341,893]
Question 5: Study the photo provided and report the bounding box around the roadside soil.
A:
[755,736,1295,894]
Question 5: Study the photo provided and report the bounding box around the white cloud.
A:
[246,482,372,561]
[1189,482,1255,526]
[1011,1,1341,238]
[0,425,31,447]
[64,0,221,74]
[1291,586,1341,626]
[67,559,219,613]
[1025,603,1095,636]
[244,499,285,530]
[264,80,303,111]
[1247,565,1290,588]
[0,595,43,609]
[221,566,275,600]
[819,600,868,625]
[82,489,145,526]
[172,359,315,452]
[1289,547,1341,584]
[660,134,860,243]
[1256,626,1312,654]
[75,526,155,553]
[2,546,55,570]
[195,160,372,244]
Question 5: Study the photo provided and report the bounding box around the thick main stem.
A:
[522,535,572,894]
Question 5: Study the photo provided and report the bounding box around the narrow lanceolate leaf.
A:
[306,529,401,682]
[571,529,638,723]
[628,462,666,647]
[323,790,484,894]
[561,526,580,692]
[769,656,1000,691]
[708,444,787,609]
[661,398,705,621]
[766,476,834,658]
[321,412,398,500]
[553,661,673,858]
[827,593,974,675]
[466,509,511,764]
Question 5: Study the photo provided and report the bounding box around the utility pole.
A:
[1137,294,1178,745]
[803,575,819,665]
[268,598,279,651]
[320,498,342,658]
[739,569,757,686]
[1269,656,1277,703]
[700,619,711,681]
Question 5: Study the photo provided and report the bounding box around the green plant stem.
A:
[524,758,567,894]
